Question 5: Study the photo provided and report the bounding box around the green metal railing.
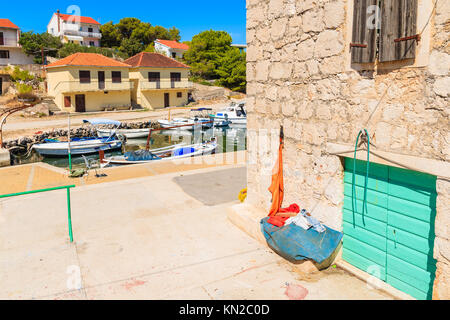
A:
[0,185,76,243]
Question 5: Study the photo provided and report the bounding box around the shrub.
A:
[10,66,35,82]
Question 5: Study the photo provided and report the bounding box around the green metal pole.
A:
[66,187,74,243]
[0,185,76,199]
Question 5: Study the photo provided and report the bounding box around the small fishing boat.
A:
[32,136,122,157]
[210,102,247,127]
[86,119,151,139]
[157,118,212,131]
[157,108,215,131]
[102,139,218,166]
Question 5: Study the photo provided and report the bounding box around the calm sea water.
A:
[13,127,247,169]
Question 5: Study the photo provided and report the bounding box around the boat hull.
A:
[33,139,122,157]
[103,143,218,165]
[96,128,150,139]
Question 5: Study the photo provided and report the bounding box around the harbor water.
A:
[12,127,247,169]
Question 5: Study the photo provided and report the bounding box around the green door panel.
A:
[388,183,437,207]
[344,210,387,236]
[387,226,434,256]
[344,171,389,192]
[343,197,388,222]
[346,158,388,179]
[343,248,386,281]
[344,184,388,208]
[343,234,386,266]
[389,166,437,190]
[386,275,430,301]
[344,222,386,251]
[387,241,437,272]
[343,158,437,300]
[388,267,432,294]
[388,212,433,239]
[388,196,436,222]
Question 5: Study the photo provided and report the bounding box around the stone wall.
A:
[246,0,449,299]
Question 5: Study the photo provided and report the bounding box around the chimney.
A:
[57,10,60,33]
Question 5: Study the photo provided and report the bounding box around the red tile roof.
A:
[57,13,101,25]
[46,53,131,68]
[156,39,190,50]
[125,52,190,69]
[0,19,19,29]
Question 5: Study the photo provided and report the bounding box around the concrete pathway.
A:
[0,165,393,300]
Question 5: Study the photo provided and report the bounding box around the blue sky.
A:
[2,0,247,44]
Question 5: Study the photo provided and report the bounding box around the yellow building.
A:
[46,53,132,112]
[125,52,192,110]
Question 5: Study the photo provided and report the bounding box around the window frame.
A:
[79,71,91,84]
[111,71,122,84]
[0,50,10,59]
[346,0,429,70]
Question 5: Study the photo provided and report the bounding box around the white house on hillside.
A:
[0,19,34,65]
[47,10,102,47]
[154,39,189,59]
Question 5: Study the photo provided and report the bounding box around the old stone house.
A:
[244,0,449,300]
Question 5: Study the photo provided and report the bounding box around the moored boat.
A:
[32,137,122,157]
[85,119,151,139]
[210,102,247,127]
[102,140,218,166]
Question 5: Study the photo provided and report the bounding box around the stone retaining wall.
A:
[246,0,449,299]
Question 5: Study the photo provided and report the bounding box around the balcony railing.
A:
[52,80,134,93]
[63,30,102,39]
[0,38,19,47]
[140,80,193,90]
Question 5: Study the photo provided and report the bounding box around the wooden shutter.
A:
[379,0,418,62]
[351,0,378,63]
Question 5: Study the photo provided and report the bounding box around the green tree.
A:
[183,30,246,92]
[19,31,63,64]
[216,48,246,92]
[168,27,181,41]
[119,38,145,57]
[100,22,121,48]
[98,19,182,57]
[117,18,142,39]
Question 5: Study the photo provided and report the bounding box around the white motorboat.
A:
[211,102,247,127]
[157,118,212,131]
[85,119,151,139]
[102,140,218,166]
[33,137,122,157]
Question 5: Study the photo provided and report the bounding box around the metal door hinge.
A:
[394,34,421,42]
[350,43,368,48]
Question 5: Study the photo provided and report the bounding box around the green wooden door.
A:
[343,158,437,300]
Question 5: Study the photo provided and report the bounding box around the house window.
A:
[79,71,91,83]
[351,0,418,63]
[148,72,160,82]
[0,32,4,45]
[172,52,177,59]
[0,50,10,59]
[112,71,122,83]
[170,73,181,82]
[88,27,93,33]
[89,41,95,47]
[177,92,182,98]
